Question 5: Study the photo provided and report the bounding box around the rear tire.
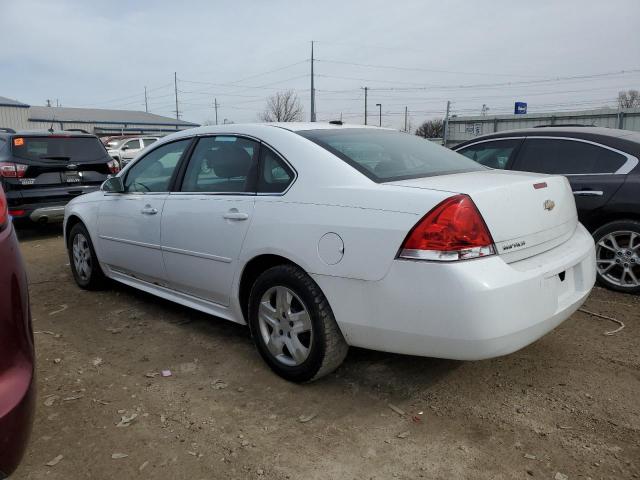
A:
[592,220,640,294]
[67,223,106,290]
[248,264,348,382]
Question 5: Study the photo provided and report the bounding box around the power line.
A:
[316,58,546,78]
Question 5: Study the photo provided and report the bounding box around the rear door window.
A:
[513,138,628,174]
[142,138,158,147]
[457,139,521,169]
[180,136,259,193]
[12,136,108,162]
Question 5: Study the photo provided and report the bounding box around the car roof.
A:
[461,126,640,141]
[455,126,640,157]
[492,126,640,140]
[8,129,98,138]
[268,122,391,132]
[176,122,388,136]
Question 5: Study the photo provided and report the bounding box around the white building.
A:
[445,107,640,146]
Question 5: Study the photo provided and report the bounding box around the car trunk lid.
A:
[387,170,578,263]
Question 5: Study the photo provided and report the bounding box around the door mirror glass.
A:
[101,176,124,193]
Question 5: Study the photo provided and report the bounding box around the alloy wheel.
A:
[257,286,313,366]
[596,230,640,288]
[72,233,92,282]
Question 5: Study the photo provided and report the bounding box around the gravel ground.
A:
[11,224,640,480]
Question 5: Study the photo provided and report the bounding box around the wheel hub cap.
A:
[596,230,640,287]
[72,233,92,281]
[258,286,313,367]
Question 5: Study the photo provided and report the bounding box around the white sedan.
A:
[64,123,596,382]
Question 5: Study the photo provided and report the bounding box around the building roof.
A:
[28,105,198,127]
[449,107,640,122]
[0,96,30,108]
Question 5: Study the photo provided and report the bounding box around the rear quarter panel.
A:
[240,191,446,282]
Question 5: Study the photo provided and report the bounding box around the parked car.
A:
[64,124,595,382]
[105,136,159,167]
[454,126,640,294]
[0,185,35,477]
[0,130,119,224]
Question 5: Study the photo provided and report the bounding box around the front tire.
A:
[592,220,640,294]
[248,264,348,382]
[67,223,106,290]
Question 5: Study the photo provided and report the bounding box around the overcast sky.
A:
[1,0,639,130]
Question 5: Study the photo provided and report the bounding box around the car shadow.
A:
[14,222,63,242]
[108,279,461,396]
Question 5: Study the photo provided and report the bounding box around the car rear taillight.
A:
[0,162,28,178]
[107,159,120,174]
[398,194,495,261]
[0,186,8,230]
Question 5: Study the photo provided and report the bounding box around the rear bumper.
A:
[0,367,35,478]
[4,184,101,223]
[313,223,596,360]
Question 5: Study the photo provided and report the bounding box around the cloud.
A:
[1,0,638,129]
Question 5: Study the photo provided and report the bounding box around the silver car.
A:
[106,136,159,167]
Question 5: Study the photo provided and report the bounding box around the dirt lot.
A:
[11,224,640,480]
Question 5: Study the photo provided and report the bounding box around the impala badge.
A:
[544,200,555,211]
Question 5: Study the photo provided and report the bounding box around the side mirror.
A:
[101,176,124,193]
[122,145,129,151]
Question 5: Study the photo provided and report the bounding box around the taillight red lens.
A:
[0,186,8,229]
[107,159,120,174]
[399,194,495,261]
[0,161,28,178]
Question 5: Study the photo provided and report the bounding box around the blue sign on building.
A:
[514,102,527,114]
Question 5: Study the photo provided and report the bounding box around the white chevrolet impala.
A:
[64,123,596,382]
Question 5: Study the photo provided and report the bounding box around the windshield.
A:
[12,136,108,162]
[298,129,484,182]
[105,139,127,150]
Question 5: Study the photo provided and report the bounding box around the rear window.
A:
[12,136,108,162]
[298,129,484,182]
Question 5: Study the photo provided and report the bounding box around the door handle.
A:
[573,190,603,196]
[223,211,249,221]
[141,205,158,215]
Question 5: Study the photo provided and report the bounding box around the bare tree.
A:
[415,119,444,138]
[259,90,304,122]
[618,89,640,109]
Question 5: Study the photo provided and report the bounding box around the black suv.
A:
[0,131,119,224]
[454,126,640,294]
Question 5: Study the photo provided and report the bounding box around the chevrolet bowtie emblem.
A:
[544,200,555,211]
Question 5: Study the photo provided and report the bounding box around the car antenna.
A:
[48,105,56,133]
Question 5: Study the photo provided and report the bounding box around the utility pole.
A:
[375,103,382,127]
[443,100,451,147]
[363,87,368,125]
[174,72,179,120]
[213,98,219,125]
[310,41,316,122]
[404,106,408,132]
[144,86,148,113]
[46,99,51,107]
